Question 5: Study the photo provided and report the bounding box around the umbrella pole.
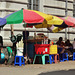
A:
[10,24,14,36]
[42,23,44,44]
[25,27,27,56]
[10,24,15,56]
[47,24,49,44]
[10,24,16,56]
[23,22,28,63]
[24,26,28,63]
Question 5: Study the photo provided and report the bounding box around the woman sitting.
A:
[65,39,73,55]
[56,37,65,54]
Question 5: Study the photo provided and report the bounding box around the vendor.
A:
[56,37,65,54]
[65,39,73,53]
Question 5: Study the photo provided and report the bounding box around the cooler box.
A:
[34,44,50,54]
[49,45,57,54]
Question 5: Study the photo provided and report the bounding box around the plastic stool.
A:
[33,54,50,65]
[62,53,68,61]
[59,54,63,62]
[48,54,59,64]
[73,52,75,61]
[14,56,25,66]
[49,55,55,64]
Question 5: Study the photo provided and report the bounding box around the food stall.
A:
[23,31,49,59]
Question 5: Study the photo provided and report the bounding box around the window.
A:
[73,1,75,17]
[28,0,39,11]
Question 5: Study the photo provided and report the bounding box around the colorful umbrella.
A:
[2,9,53,57]
[47,25,64,33]
[64,16,75,27]
[48,16,63,25]
[0,18,6,27]
[4,8,53,26]
[54,16,75,28]
[34,15,64,28]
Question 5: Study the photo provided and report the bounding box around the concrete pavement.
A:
[0,61,75,75]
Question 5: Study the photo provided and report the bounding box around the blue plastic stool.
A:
[59,53,68,62]
[62,53,68,61]
[73,52,75,61]
[14,56,25,66]
[59,54,63,62]
[49,55,55,64]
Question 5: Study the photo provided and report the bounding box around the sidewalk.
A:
[0,61,75,75]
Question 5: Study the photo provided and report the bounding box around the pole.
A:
[68,26,69,39]
[39,0,43,12]
[10,24,14,36]
[31,0,33,10]
[65,0,68,40]
[24,23,28,63]
[66,0,69,39]
[35,0,36,10]
[25,27,27,56]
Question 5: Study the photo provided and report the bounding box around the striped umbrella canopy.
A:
[54,16,75,28]
[34,15,64,28]
[0,18,6,27]
[64,16,75,26]
[0,18,6,29]
[3,8,53,27]
[47,25,64,33]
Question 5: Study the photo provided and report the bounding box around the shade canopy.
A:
[47,25,64,33]
[34,15,64,28]
[54,16,75,28]
[64,16,75,27]
[4,9,53,26]
[0,18,6,26]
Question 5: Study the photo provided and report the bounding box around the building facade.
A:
[0,0,74,46]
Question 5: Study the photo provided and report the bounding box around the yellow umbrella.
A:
[34,15,63,28]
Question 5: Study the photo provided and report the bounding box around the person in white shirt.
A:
[73,38,75,52]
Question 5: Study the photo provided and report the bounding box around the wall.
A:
[0,0,28,46]
[43,0,73,17]
[0,0,74,46]
[43,0,74,41]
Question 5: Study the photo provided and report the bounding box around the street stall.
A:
[23,32,49,58]
[0,9,54,65]
[0,8,75,65]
